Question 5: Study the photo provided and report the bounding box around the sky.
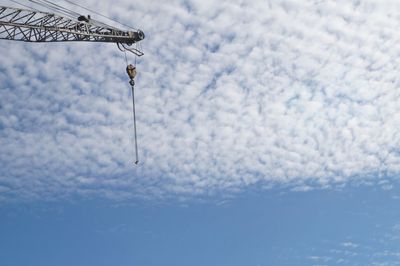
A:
[2,0,400,265]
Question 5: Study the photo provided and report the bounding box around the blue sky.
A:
[2,0,400,264]
[2,186,400,265]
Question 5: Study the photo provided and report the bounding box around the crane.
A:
[0,3,145,164]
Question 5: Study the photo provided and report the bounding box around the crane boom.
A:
[0,5,144,55]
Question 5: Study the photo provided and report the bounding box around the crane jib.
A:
[0,5,144,55]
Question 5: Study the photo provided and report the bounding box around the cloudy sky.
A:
[2,0,400,265]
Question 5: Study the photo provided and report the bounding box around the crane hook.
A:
[126,64,136,85]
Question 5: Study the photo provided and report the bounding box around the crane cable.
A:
[62,0,138,31]
[130,76,139,165]
[125,52,139,165]
[27,0,137,32]
[8,0,40,11]
[28,0,80,19]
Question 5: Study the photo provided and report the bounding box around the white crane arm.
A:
[0,5,144,55]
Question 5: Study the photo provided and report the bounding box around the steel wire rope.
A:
[124,50,139,164]
[32,0,79,16]
[131,79,139,165]
[28,0,79,19]
[7,0,40,11]
[62,0,138,30]
[28,0,120,32]
[29,0,128,31]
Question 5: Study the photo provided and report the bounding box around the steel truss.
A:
[0,6,144,55]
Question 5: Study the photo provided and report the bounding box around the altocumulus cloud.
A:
[1,0,400,201]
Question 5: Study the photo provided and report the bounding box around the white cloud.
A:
[1,0,400,201]
[342,242,358,249]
